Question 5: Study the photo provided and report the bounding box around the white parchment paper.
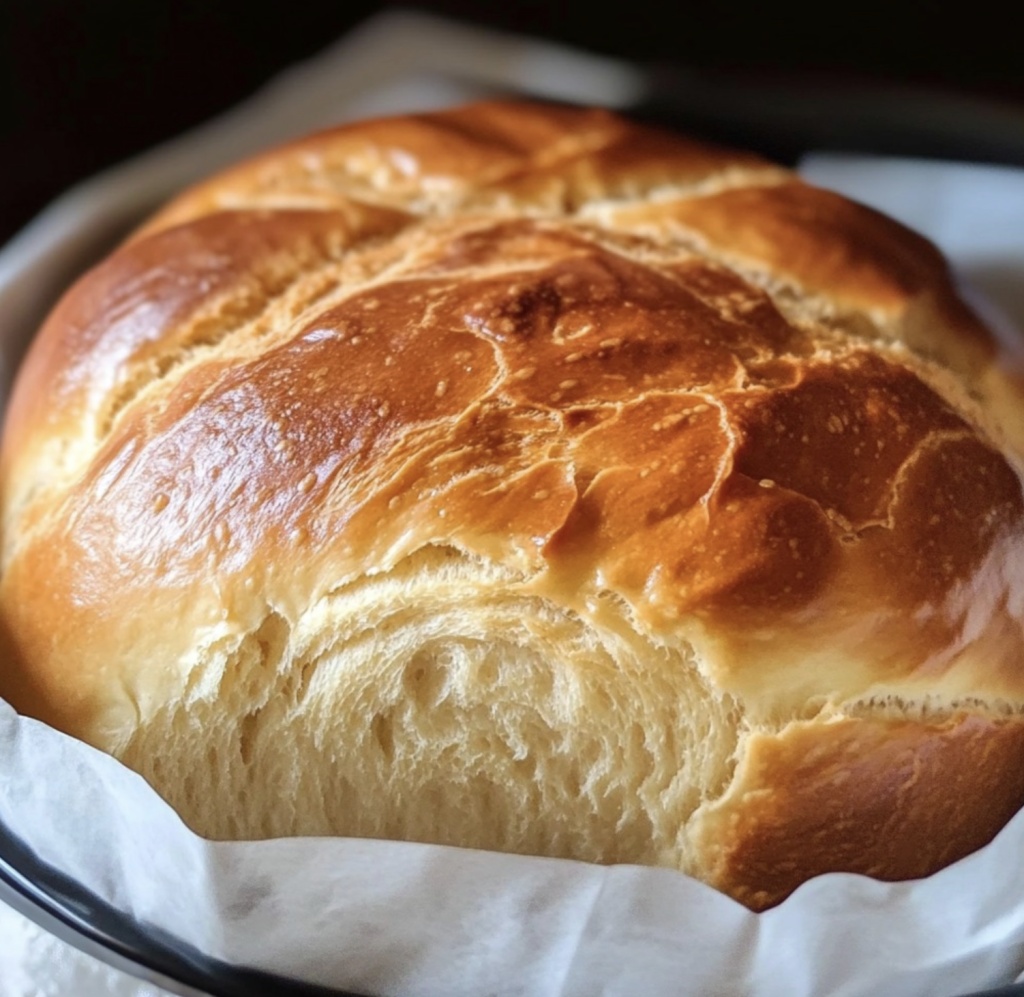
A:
[5,696,1024,997]
[2,12,1024,997]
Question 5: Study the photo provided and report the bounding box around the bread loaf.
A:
[2,101,1023,911]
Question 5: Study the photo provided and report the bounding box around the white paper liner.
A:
[6,697,1024,997]
[2,13,1024,997]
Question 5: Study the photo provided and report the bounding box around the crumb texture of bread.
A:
[1,102,1023,911]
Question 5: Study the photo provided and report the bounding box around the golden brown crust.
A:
[608,180,950,308]
[135,103,780,237]
[1,101,1023,908]
[692,714,1024,911]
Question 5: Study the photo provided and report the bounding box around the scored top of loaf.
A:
[1,107,1023,898]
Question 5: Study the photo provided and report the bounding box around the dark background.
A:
[1,0,1022,246]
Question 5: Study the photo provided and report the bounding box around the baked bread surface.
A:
[2,101,1024,911]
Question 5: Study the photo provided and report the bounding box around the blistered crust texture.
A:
[1,102,1024,911]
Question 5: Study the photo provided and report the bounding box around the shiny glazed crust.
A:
[1,102,1023,911]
